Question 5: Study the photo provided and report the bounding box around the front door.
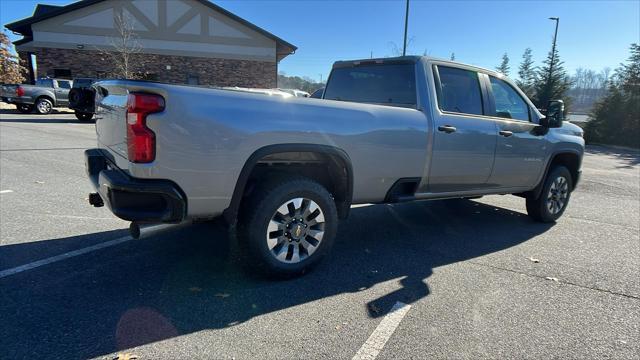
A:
[423,65,497,193]
[485,75,546,188]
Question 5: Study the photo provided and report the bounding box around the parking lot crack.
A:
[468,260,640,300]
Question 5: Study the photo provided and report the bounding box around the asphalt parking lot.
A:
[0,108,638,359]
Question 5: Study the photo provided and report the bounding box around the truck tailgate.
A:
[95,85,129,164]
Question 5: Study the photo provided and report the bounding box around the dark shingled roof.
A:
[6,0,296,56]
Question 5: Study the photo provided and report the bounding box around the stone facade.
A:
[21,48,277,88]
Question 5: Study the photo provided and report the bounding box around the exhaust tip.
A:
[88,192,104,207]
[129,222,141,239]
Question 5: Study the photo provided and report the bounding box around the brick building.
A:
[6,0,296,88]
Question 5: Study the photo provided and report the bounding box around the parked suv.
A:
[0,78,72,114]
[85,56,584,277]
[68,78,97,121]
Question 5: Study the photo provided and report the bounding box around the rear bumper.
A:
[85,148,186,223]
[5,96,34,105]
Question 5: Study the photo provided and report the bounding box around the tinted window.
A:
[36,79,53,87]
[436,66,483,115]
[310,88,324,99]
[57,80,71,89]
[489,76,529,121]
[324,64,416,107]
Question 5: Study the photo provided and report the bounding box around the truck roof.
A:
[331,55,503,78]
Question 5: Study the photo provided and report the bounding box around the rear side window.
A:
[435,66,484,116]
[324,64,416,107]
[36,79,53,87]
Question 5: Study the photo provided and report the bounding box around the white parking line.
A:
[352,301,412,360]
[0,236,132,279]
[0,224,172,279]
[0,190,14,194]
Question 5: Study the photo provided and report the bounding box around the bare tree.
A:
[388,37,415,57]
[98,13,145,79]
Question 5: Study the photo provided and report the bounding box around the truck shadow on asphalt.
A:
[0,108,81,123]
[0,199,553,359]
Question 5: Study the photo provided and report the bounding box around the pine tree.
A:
[496,53,510,76]
[0,31,26,84]
[516,48,536,98]
[585,43,640,148]
[533,45,571,109]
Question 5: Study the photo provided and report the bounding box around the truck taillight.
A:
[16,86,24,97]
[126,93,165,163]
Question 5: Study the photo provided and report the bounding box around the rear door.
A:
[484,75,546,188]
[423,64,497,193]
[54,80,72,105]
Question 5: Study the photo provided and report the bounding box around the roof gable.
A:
[6,0,296,56]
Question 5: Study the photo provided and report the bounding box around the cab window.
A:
[324,64,416,108]
[489,76,530,121]
[56,80,71,89]
[435,66,484,116]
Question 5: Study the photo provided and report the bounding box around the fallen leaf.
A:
[215,293,231,298]
[529,257,540,263]
[545,277,559,282]
[188,287,202,292]
[335,325,341,330]
[113,353,138,360]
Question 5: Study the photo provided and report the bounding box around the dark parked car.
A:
[68,78,97,121]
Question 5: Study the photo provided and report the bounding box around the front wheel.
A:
[75,111,93,121]
[239,176,338,278]
[526,166,573,223]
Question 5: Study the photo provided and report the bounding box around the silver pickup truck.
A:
[85,56,584,277]
[1,78,72,114]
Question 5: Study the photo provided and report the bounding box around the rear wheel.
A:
[239,176,338,278]
[526,166,572,223]
[35,98,53,115]
[75,111,93,121]
[16,104,33,113]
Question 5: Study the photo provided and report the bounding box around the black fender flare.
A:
[223,143,354,223]
[530,149,582,199]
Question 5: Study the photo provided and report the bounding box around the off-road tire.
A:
[238,176,338,278]
[75,111,94,121]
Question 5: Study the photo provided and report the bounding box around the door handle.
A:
[499,130,513,137]
[438,125,457,134]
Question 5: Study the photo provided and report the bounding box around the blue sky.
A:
[2,0,638,82]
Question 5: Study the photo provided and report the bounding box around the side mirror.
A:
[543,100,564,128]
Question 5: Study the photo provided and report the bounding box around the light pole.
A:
[402,0,410,56]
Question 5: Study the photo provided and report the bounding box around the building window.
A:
[187,74,199,85]
[53,69,72,79]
